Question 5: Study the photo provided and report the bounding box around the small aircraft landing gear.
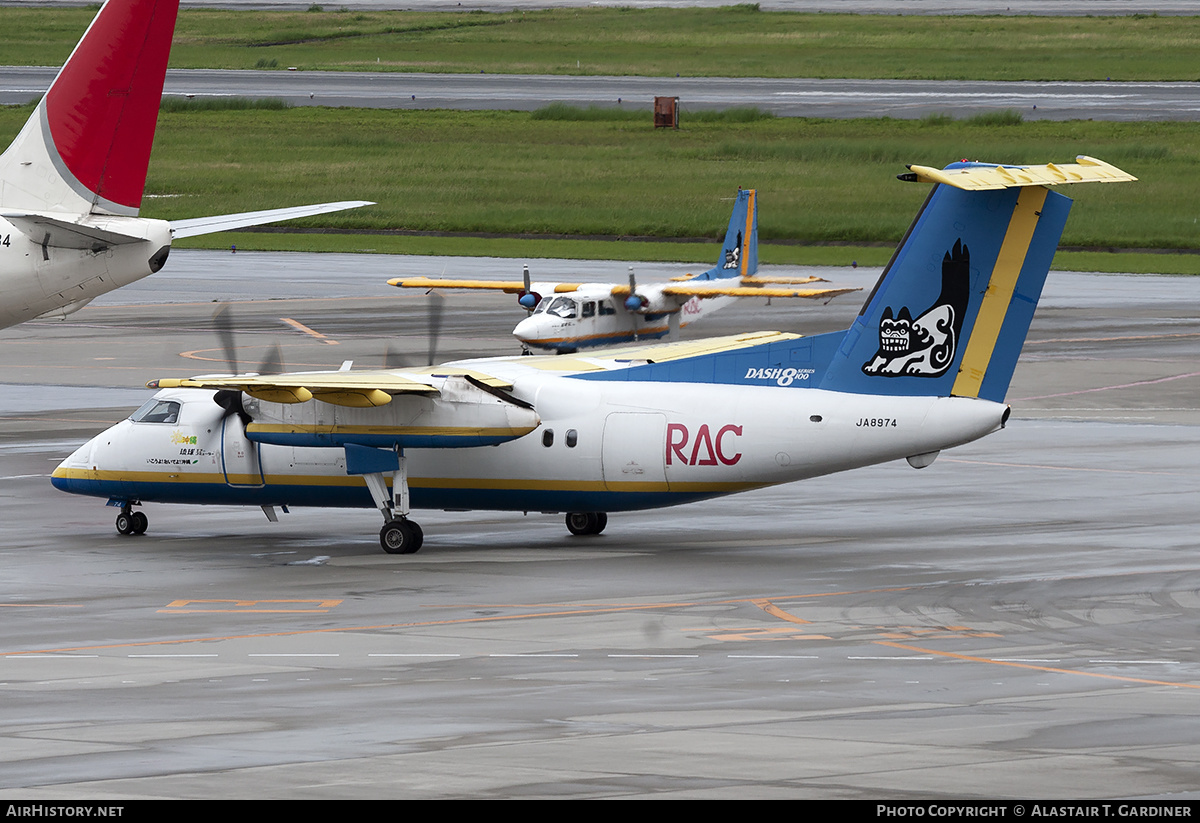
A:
[354,446,426,555]
[565,511,607,536]
[380,518,423,554]
[115,506,148,536]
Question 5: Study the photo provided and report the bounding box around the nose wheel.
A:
[115,507,148,536]
[380,518,423,554]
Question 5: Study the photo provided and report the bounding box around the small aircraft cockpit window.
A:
[542,429,554,447]
[130,398,180,424]
[546,297,577,319]
[581,301,596,319]
[532,298,548,314]
[566,429,578,448]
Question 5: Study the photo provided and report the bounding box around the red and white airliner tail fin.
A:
[0,0,179,216]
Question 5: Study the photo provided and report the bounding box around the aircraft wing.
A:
[148,367,516,407]
[615,283,861,300]
[170,201,374,239]
[902,156,1137,191]
[388,276,584,294]
[0,213,152,249]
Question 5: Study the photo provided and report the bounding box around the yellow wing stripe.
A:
[952,185,1047,398]
[387,277,583,294]
[387,277,526,293]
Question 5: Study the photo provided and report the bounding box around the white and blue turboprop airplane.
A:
[389,189,857,353]
[52,157,1135,553]
[0,0,370,329]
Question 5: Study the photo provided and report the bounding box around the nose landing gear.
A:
[115,505,148,536]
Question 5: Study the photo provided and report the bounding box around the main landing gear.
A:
[565,511,607,536]
[380,518,423,555]
[355,448,425,555]
[115,504,148,536]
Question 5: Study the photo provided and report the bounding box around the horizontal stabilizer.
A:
[901,156,1137,191]
[2,212,152,249]
[170,201,373,239]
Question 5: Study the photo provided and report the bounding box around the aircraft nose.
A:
[50,436,98,493]
[513,315,542,343]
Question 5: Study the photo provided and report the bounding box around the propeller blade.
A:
[212,304,238,373]
[257,342,284,376]
[427,291,444,366]
[383,344,410,370]
[523,264,532,293]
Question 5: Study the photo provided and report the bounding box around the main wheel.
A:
[565,511,607,536]
[131,511,148,535]
[380,519,422,555]
[115,512,134,536]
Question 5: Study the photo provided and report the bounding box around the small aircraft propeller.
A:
[383,291,445,369]
[624,266,648,313]
[209,303,285,424]
[518,264,540,311]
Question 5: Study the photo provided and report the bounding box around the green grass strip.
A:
[1,7,1198,81]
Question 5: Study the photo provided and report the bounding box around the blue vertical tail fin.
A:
[817,158,1135,403]
[696,188,757,281]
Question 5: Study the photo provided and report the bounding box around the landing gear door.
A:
[601,412,668,492]
[221,416,265,488]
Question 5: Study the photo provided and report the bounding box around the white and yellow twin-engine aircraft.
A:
[0,0,369,329]
[52,157,1135,553]
[390,188,857,353]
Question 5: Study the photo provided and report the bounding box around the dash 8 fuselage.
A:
[53,367,1007,514]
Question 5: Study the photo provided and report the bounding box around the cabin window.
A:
[582,301,596,319]
[599,300,616,316]
[130,399,180,424]
[565,429,578,448]
[542,429,554,447]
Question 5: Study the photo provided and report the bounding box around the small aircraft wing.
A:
[170,201,374,239]
[901,156,1137,191]
[149,371,439,407]
[616,283,861,300]
[148,367,516,407]
[388,276,584,295]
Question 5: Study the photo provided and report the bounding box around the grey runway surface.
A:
[1,251,1198,798]
[3,67,1199,121]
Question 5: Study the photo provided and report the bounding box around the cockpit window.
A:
[532,298,548,314]
[130,398,180,424]
[546,296,577,319]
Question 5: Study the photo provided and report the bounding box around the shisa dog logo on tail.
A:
[863,239,971,378]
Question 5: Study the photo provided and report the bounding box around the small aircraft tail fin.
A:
[0,0,179,217]
[818,158,1134,403]
[696,188,757,281]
